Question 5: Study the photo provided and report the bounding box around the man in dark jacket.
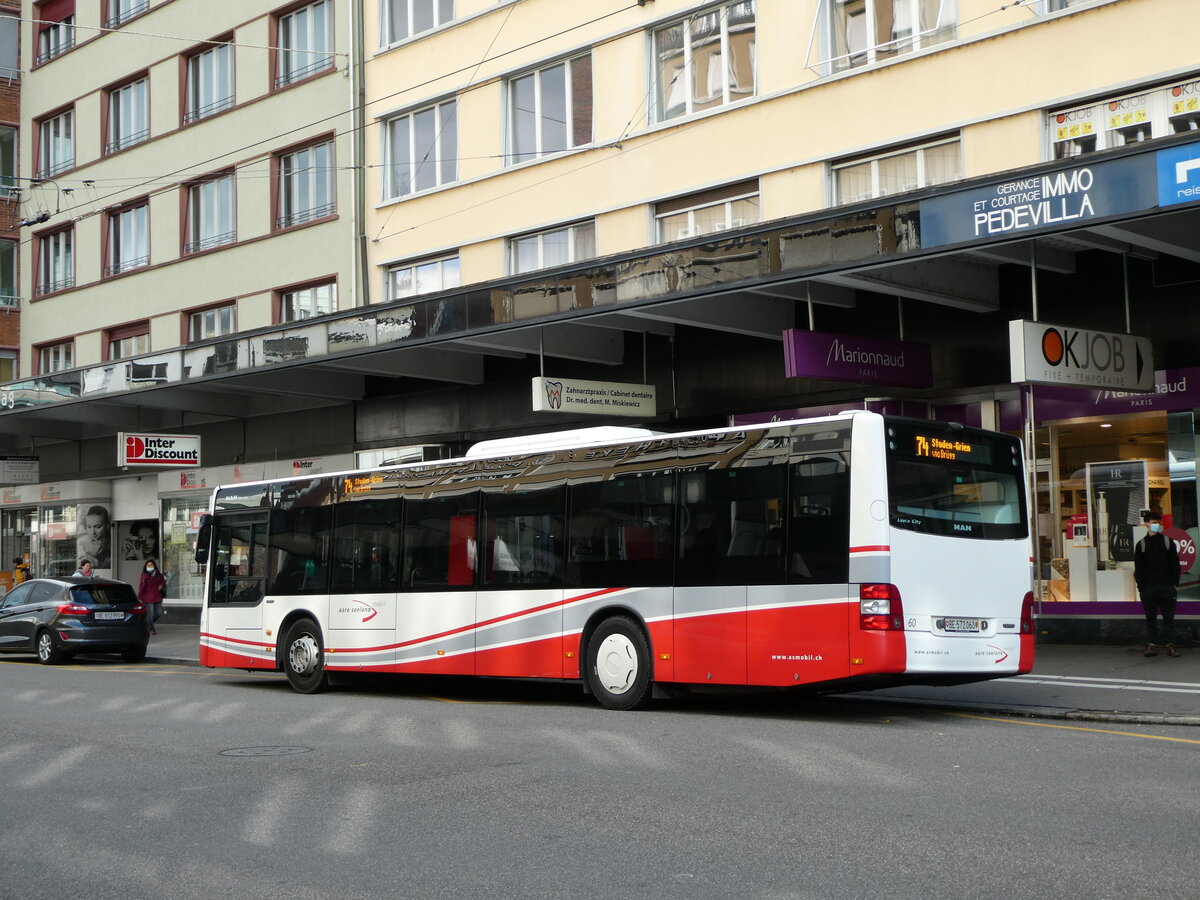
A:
[1133,512,1181,657]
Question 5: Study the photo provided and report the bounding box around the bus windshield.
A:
[885,419,1028,540]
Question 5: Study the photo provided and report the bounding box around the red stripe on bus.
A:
[200,631,273,649]
[849,545,890,553]
[333,587,626,654]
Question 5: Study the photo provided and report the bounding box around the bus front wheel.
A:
[283,618,329,694]
[585,616,652,710]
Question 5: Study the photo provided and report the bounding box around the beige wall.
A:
[18,0,358,374]
[363,0,1193,294]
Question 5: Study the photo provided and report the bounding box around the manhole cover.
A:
[220,746,313,757]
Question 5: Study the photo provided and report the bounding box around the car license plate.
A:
[94,611,124,621]
[940,617,981,633]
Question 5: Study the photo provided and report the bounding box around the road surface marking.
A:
[949,712,1200,744]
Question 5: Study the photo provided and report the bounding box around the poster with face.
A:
[122,519,160,562]
[76,503,112,569]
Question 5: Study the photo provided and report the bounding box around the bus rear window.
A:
[885,420,1028,540]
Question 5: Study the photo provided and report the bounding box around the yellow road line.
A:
[949,712,1200,744]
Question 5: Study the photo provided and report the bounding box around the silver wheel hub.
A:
[595,633,638,695]
[37,633,52,659]
[288,634,321,676]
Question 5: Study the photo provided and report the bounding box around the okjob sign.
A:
[532,377,656,418]
[921,153,1156,248]
[1009,320,1153,391]
[118,432,202,467]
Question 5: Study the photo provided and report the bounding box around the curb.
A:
[838,692,1200,728]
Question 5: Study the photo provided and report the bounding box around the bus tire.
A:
[585,616,653,710]
[283,618,329,694]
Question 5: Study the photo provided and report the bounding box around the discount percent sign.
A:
[1165,527,1197,574]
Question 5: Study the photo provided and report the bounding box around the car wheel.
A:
[283,618,329,694]
[36,630,64,665]
[585,616,653,710]
[122,644,147,663]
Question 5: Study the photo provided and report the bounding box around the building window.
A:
[833,138,961,204]
[655,180,760,241]
[107,323,150,360]
[105,0,149,29]
[0,239,15,308]
[508,55,592,165]
[36,228,73,295]
[37,109,73,177]
[1049,77,1200,160]
[184,173,236,253]
[510,222,595,275]
[383,99,457,199]
[281,282,337,321]
[277,0,334,87]
[0,12,18,79]
[39,341,74,373]
[385,254,459,299]
[277,140,335,228]
[0,127,15,198]
[106,78,149,153]
[185,41,233,123]
[106,204,149,275]
[381,0,454,46]
[0,350,14,382]
[188,304,237,342]
[653,1,756,122]
[826,0,954,72]
[35,1,75,64]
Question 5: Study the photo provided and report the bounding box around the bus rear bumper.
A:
[902,632,1027,676]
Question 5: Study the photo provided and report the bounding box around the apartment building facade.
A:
[2,0,1199,634]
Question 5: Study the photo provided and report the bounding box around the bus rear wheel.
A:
[283,618,329,694]
[585,616,652,710]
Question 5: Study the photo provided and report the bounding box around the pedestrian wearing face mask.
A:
[137,559,168,636]
[1133,512,1181,658]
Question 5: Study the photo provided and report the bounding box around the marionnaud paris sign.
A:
[1009,320,1154,391]
[532,377,656,418]
[783,329,932,388]
[118,432,202,467]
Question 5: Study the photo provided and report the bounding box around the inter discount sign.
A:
[1009,320,1154,391]
[118,432,201,467]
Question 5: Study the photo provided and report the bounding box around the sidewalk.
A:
[143,624,1200,725]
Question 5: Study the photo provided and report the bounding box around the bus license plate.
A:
[94,611,123,620]
[940,617,981,633]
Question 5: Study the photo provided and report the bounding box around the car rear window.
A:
[71,584,138,605]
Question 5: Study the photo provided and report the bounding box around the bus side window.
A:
[331,497,400,594]
[787,456,850,584]
[566,474,674,589]
[401,495,479,589]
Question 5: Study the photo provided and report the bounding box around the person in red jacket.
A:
[137,559,168,636]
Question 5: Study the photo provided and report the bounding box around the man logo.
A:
[1041,328,1064,366]
[545,380,563,410]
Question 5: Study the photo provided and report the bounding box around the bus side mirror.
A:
[195,514,213,565]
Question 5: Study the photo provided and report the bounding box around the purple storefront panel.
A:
[1039,600,1200,618]
[1033,367,1200,421]
[783,329,932,388]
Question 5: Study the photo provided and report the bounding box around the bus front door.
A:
[207,513,271,668]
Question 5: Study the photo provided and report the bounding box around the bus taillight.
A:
[859,584,903,631]
[1020,591,1034,634]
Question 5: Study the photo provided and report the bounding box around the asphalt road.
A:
[2,656,1197,899]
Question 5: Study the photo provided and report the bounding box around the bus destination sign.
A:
[911,433,991,465]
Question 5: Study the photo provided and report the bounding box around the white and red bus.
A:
[195,412,1034,708]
